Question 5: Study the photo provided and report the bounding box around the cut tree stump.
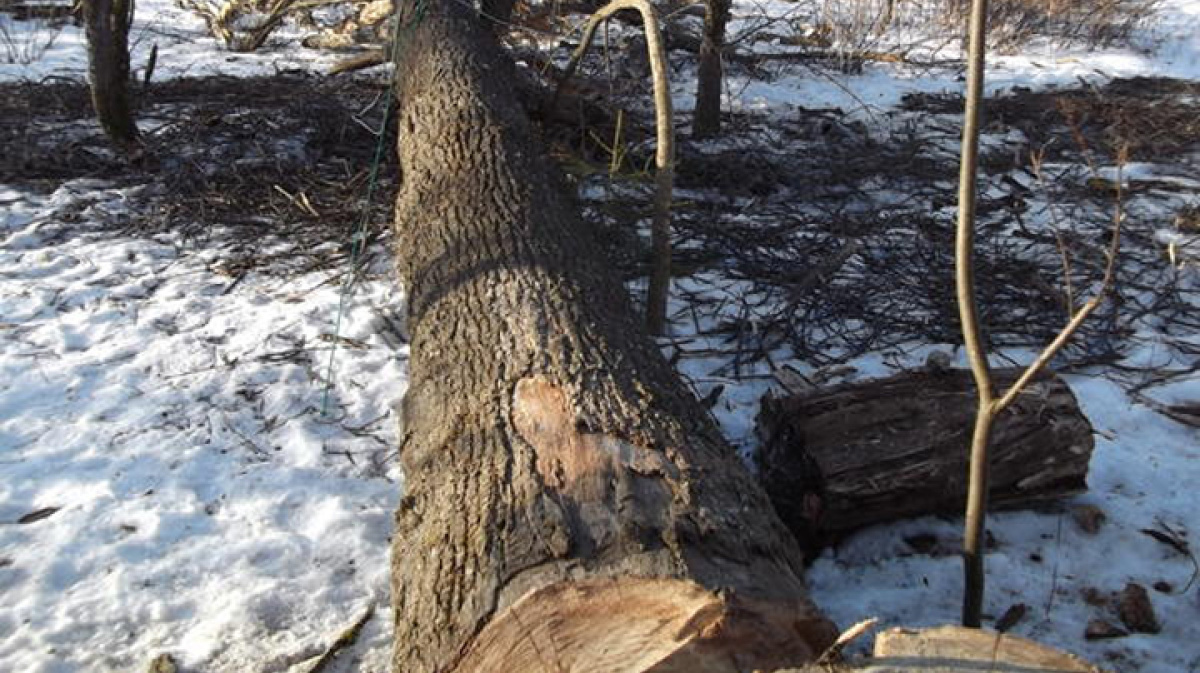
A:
[775,626,1104,672]
[387,1,836,671]
[758,368,1094,553]
[865,625,1104,672]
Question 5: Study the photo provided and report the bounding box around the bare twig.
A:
[330,49,388,75]
[996,149,1124,411]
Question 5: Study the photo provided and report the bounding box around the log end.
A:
[454,577,837,673]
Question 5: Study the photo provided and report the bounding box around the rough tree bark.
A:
[82,0,138,145]
[693,0,731,138]
[388,0,837,671]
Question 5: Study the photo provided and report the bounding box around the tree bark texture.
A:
[388,1,837,672]
[83,0,138,145]
[692,0,730,138]
[758,369,1094,555]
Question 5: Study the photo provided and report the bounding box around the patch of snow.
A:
[0,0,354,83]
[803,353,1200,673]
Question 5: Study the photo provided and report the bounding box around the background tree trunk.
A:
[83,0,138,145]
[878,0,897,34]
[693,0,730,138]
[388,1,836,670]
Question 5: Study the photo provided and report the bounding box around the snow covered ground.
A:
[713,0,1200,114]
[0,181,404,671]
[1,1,1198,672]
[0,0,347,81]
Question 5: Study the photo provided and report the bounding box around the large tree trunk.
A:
[388,1,837,671]
[83,0,138,145]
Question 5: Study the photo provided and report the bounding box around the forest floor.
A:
[1,0,1199,671]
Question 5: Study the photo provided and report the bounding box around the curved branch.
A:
[555,0,675,334]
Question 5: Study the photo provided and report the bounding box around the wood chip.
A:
[1116,583,1160,634]
[1084,619,1127,640]
[1071,504,1106,534]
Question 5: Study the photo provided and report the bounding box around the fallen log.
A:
[758,368,1094,554]
[387,0,836,671]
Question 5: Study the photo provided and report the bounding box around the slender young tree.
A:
[83,0,139,146]
[955,0,1121,627]
[878,0,897,34]
[556,0,675,334]
[954,0,992,629]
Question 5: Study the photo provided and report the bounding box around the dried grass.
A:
[946,0,1161,51]
[989,77,1200,161]
[0,12,67,64]
[803,0,1159,62]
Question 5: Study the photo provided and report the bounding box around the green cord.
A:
[320,0,426,418]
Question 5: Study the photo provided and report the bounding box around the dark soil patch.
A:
[904,76,1200,163]
[580,77,1197,370]
[1,72,399,276]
